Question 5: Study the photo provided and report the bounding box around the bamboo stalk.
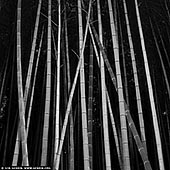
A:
[54,0,61,163]
[87,23,123,169]
[164,0,170,22]
[15,0,29,166]
[13,1,42,164]
[97,0,112,169]
[117,3,135,170]
[122,0,147,153]
[54,1,92,168]
[24,0,42,108]
[157,25,170,69]
[134,0,165,169]
[149,17,170,111]
[90,24,152,170]
[41,0,51,165]
[106,90,123,169]
[88,37,94,170]
[63,0,74,168]
[2,48,15,165]
[107,0,131,169]
[78,0,90,169]
[26,27,44,134]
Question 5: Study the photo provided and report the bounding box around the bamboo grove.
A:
[0,0,170,170]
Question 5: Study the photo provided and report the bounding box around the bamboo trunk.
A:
[41,0,51,165]
[134,0,165,169]
[54,2,92,168]
[78,0,90,169]
[13,0,42,164]
[107,0,131,169]
[63,1,74,168]
[26,27,44,134]
[90,24,152,170]
[2,47,15,165]
[87,23,123,169]
[24,0,42,108]
[97,0,112,169]
[122,0,147,152]
[149,17,170,105]
[88,38,94,170]
[106,90,122,169]
[15,0,29,166]
[54,0,61,163]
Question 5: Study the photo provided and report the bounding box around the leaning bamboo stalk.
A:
[122,0,147,152]
[97,0,112,169]
[149,17,170,104]
[106,90,122,169]
[117,4,135,169]
[88,24,122,169]
[153,15,170,71]
[134,0,165,169]
[107,0,130,169]
[64,0,74,168]
[13,1,42,164]
[54,0,61,162]
[41,0,51,165]
[15,0,29,166]
[0,55,9,111]
[90,24,152,170]
[164,0,170,22]
[24,0,42,108]
[78,0,90,169]
[26,27,44,134]
[3,48,15,165]
[87,39,93,170]
[54,1,92,168]
[157,25,170,69]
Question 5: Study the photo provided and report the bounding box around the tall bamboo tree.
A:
[41,0,51,165]
[24,0,42,108]
[164,0,170,22]
[90,24,152,170]
[156,23,170,69]
[78,0,90,169]
[12,1,42,164]
[97,0,112,169]
[88,39,93,170]
[107,0,130,169]
[134,0,165,169]
[54,0,61,163]
[15,0,29,166]
[63,0,74,168]
[106,90,122,169]
[149,16,170,112]
[87,24,122,169]
[117,3,135,170]
[26,27,44,134]
[2,44,15,165]
[122,0,147,152]
[54,1,92,168]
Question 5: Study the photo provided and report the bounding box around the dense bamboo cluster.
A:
[0,0,170,170]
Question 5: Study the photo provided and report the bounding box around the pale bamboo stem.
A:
[54,0,61,162]
[122,0,147,152]
[97,0,112,169]
[41,0,51,165]
[107,0,131,169]
[15,0,29,166]
[78,0,90,169]
[54,1,92,169]
[134,0,165,169]
[26,27,44,134]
